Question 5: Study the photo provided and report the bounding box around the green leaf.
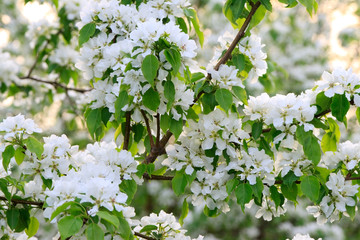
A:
[179,199,189,225]
[251,121,263,140]
[50,202,75,220]
[232,54,245,72]
[298,0,318,16]
[202,93,217,114]
[321,132,337,152]
[2,145,15,171]
[86,223,105,240]
[120,179,137,204]
[172,171,188,196]
[224,0,246,24]
[142,88,160,111]
[79,22,96,46]
[251,177,264,201]
[232,86,247,105]
[203,205,220,217]
[170,118,183,139]
[97,211,119,228]
[14,147,25,165]
[330,94,350,122]
[184,9,204,47]
[164,80,175,110]
[296,125,321,165]
[215,88,233,112]
[25,217,39,238]
[0,179,11,201]
[235,183,253,212]
[115,91,128,120]
[141,55,159,87]
[355,107,360,125]
[118,215,133,239]
[346,204,356,221]
[164,48,181,75]
[281,182,298,202]
[226,178,240,195]
[160,114,171,132]
[260,0,272,11]
[315,91,332,115]
[283,171,299,186]
[270,186,283,207]
[86,108,102,138]
[25,137,44,159]
[58,216,83,239]
[6,208,20,230]
[301,176,320,202]
[140,225,158,233]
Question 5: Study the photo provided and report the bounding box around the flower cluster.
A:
[323,141,360,170]
[244,90,317,139]
[307,172,359,224]
[133,210,204,240]
[44,141,138,218]
[0,114,42,141]
[315,68,360,106]
[77,0,197,120]
[238,33,268,80]
[207,64,245,90]
[289,233,321,240]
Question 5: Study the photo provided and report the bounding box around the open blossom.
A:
[207,64,244,90]
[323,141,360,170]
[0,114,42,140]
[0,50,20,86]
[133,210,204,240]
[239,33,267,80]
[315,68,360,103]
[288,233,321,240]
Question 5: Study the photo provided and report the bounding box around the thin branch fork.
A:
[19,76,91,93]
[123,112,132,151]
[134,232,156,240]
[141,110,155,148]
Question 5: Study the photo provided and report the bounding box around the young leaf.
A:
[141,55,159,87]
[14,147,25,165]
[164,48,181,75]
[25,137,44,159]
[184,8,204,47]
[300,176,320,202]
[2,145,15,171]
[86,108,102,138]
[235,183,252,212]
[260,0,272,11]
[170,118,183,139]
[142,88,160,111]
[251,121,263,140]
[179,199,189,225]
[6,208,20,230]
[164,80,175,110]
[330,94,350,122]
[58,216,83,239]
[172,171,188,196]
[97,211,120,228]
[296,125,321,165]
[79,22,96,46]
[86,223,105,240]
[215,88,233,112]
[25,217,39,238]
[281,183,298,202]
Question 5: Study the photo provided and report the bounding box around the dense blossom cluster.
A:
[316,68,360,106]
[307,172,359,224]
[0,115,139,222]
[133,211,204,240]
[77,0,197,120]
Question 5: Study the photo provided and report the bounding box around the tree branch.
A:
[123,112,132,150]
[156,113,160,147]
[19,76,91,93]
[143,174,173,181]
[0,196,43,207]
[214,1,261,71]
[134,232,156,240]
[141,110,155,148]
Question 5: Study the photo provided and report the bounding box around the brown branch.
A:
[192,2,262,105]
[0,196,43,207]
[156,113,160,147]
[19,76,91,93]
[145,131,172,164]
[214,2,261,70]
[141,110,155,148]
[134,232,156,240]
[143,174,173,181]
[123,112,132,150]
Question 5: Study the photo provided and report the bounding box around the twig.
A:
[141,110,155,147]
[134,232,156,240]
[123,112,132,150]
[143,174,173,181]
[0,196,43,207]
[156,113,160,147]
[19,76,91,93]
